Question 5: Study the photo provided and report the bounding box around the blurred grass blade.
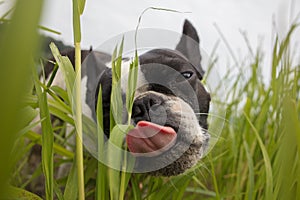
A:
[111,41,123,125]
[109,46,118,131]
[64,159,78,200]
[18,106,39,131]
[274,97,300,199]
[244,112,273,200]
[73,44,85,200]
[148,174,192,199]
[107,125,128,200]
[119,127,135,200]
[208,155,220,200]
[282,98,300,152]
[272,24,298,69]
[243,140,254,200]
[49,43,75,99]
[32,61,54,200]
[38,25,61,35]
[72,1,85,197]
[17,117,44,137]
[4,186,43,200]
[72,0,81,43]
[54,180,64,200]
[25,131,74,158]
[116,37,124,78]
[0,6,15,19]
[126,51,139,120]
[78,0,86,14]
[96,86,109,200]
[110,39,136,199]
[0,0,43,196]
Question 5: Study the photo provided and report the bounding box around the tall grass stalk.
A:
[72,0,86,199]
[74,42,85,200]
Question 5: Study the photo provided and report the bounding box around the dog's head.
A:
[94,20,210,176]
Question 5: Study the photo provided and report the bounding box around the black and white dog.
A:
[51,19,210,176]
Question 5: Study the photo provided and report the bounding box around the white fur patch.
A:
[81,75,93,118]
[50,69,65,90]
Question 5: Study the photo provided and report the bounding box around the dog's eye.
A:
[181,71,193,79]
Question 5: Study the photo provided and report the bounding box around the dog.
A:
[49,19,211,176]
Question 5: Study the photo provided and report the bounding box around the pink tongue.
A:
[126,121,177,157]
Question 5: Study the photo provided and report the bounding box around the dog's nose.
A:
[132,95,163,124]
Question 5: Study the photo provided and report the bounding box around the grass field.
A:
[0,0,299,199]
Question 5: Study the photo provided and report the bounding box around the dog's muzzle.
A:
[125,91,209,176]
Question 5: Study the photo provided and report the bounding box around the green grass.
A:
[0,1,300,199]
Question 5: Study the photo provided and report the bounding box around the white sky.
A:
[1,0,299,79]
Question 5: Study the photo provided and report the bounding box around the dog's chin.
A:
[132,129,209,176]
[149,137,209,176]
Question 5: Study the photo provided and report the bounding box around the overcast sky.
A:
[1,0,299,78]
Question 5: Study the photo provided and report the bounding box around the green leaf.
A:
[244,112,273,200]
[25,131,74,158]
[111,43,124,125]
[273,97,300,199]
[54,180,65,200]
[18,106,39,129]
[50,85,70,106]
[107,125,130,200]
[243,140,254,200]
[32,62,54,200]
[49,43,76,104]
[96,86,109,200]
[17,117,44,138]
[38,25,61,35]
[126,51,139,117]
[64,159,78,200]
[4,186,43,200]
[148,174,192,200]
[78,0,86,15]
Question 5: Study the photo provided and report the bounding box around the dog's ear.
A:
[175,19,205,79]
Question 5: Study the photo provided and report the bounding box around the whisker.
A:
[194,112,229,123]
[200,127,225,140]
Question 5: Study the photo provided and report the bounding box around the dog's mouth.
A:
[126,121,177,157]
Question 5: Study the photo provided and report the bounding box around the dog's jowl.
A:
[52,19,211,176]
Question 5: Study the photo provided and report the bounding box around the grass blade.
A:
[244,112,273,200]
[126,51,139,120]
[96,86,109,200]
[243,140,255,200]
[72,0,81,43]
[4,186,43,200]
[64,159,78,200]
[107,125,127,200]
[78,0,86,15]
[273,97,300,199]
[25,131,74,158]
[49,43,75,101]
[32,63,54,200]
